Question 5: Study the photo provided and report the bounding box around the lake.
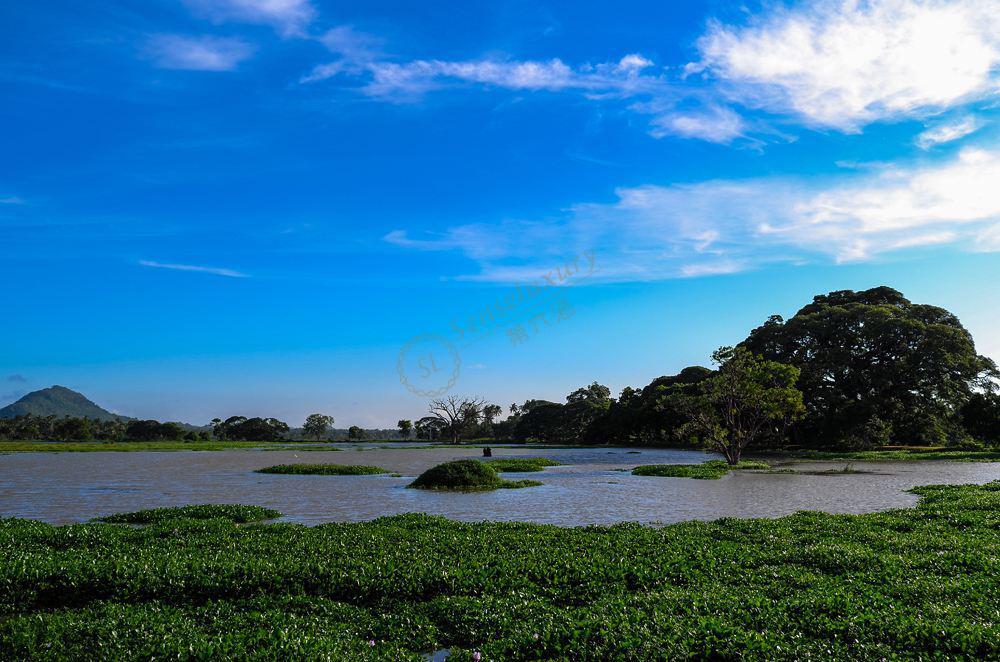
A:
[1,445,998,526]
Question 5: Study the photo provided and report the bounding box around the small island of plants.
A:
[408,460,542,491]
[632,460,769,479]
[255,464,389,476]
[485,458,562,472]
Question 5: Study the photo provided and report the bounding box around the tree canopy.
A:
[740,286,997,446]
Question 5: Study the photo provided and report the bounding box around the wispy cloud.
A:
[386,146,1000,282]
[690,0,1000,131]
[139,260,249,278]
[916,115,984,149]
[1,196,25,204]
[6,374,27,383]
[145,34,255,71]
[298,2,1000,146]
[182,0,316,36]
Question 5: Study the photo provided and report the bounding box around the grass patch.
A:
[485,458,562,472]
[408,460,543,491]
[95,505,282,525]
[2,482,999,658]
[255,464,388,476]
[632,459,770,479]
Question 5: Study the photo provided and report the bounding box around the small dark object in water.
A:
[483,447,493,457]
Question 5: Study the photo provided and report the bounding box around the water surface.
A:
[1,446,997,526]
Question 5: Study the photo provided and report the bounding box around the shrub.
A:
[408,460,541,491]
[255,464,388,476]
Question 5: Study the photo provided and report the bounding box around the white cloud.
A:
[693,0,1000,130]
[386,146,1000,281]
[139,260,249,278]
[182,0,315,36]
[647,104,746,144]
[916,115,984,148]
[145,35,255,71]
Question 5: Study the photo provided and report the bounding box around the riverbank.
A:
[1,481,997,659]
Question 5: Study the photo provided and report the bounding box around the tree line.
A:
[418,287,1000,460]
[4,288,997,458]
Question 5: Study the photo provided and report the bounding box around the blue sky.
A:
[2,0,1000,426]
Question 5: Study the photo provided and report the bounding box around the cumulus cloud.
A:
[182,0,315,36]
[139,260,249,278]
[692,0,1000,130]
[385,146,1000,281]
[916,115,984,149]
[145,34,255,71]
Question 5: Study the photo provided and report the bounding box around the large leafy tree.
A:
[741,286,997,446]
[212,416,290,442]
[674,347,804,464]
[302,414,334,441]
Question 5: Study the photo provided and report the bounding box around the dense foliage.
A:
[2,482,998,659]
[506,287,1000,451]
[741,286,998,446]
[212,416,290,442]
[408,460,542,491]
[256,464,388,476]
[0,414,204,442]
[632,460,770,479]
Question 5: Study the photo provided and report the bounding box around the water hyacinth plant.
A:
[632,460,770,479]
[1,482,998,658]
[255,464,389,476]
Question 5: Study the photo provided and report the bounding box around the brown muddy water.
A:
[1,445,998,526]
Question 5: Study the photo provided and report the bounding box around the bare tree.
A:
[428,395,486,444]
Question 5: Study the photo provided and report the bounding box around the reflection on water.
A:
[1,446,998,526]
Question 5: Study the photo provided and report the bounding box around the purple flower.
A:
[367,639,375,647]
[472,652,482,661]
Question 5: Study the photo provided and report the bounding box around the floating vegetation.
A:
[485,458,562,472]
[3,482,999,658]
[632,460,770,479]
[255,464,388,476]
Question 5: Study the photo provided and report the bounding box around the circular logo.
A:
[397,334,461,397]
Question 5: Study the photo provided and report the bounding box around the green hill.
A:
[0,386,127,421]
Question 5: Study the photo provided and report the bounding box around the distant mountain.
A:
[0,386,128,421]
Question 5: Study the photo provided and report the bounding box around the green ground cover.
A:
[1,482,998,659]
[485,458,562,472]
[408,460,542,491]
[632,460,770,479]
[256,464,388,476]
